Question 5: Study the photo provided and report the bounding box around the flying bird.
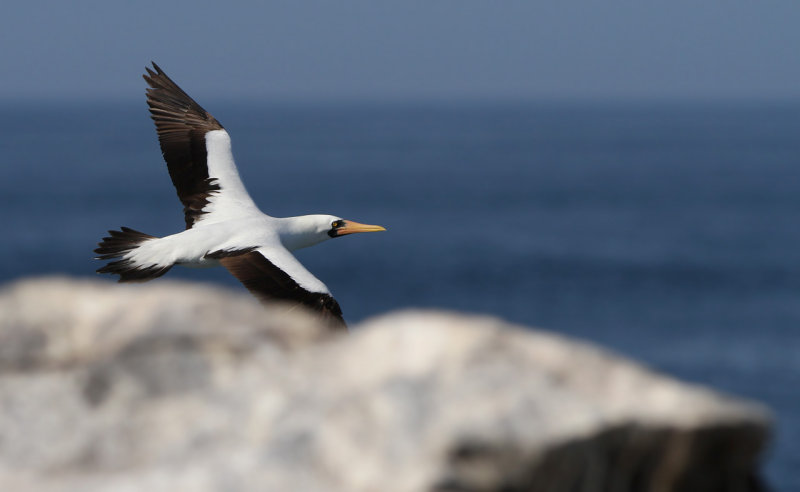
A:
[94,63,385,330]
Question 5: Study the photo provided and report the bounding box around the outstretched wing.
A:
[212,246,346,331]
[143,62,260,229]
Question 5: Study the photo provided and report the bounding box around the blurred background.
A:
[1,1,799,489]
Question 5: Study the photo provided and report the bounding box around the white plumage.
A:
[95,63,384,329]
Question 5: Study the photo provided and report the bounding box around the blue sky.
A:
[2,1,800,103]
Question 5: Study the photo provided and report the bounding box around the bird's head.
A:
[325,216,386,238]
[281,215,385,250]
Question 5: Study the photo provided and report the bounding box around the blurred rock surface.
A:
[0,277,771,491]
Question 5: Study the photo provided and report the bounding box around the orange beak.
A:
[336,220,386,236]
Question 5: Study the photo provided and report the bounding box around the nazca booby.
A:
[94,63,385,329]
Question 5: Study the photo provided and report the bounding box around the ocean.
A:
[2,101,799,489]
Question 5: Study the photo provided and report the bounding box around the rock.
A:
[0,276,771,491]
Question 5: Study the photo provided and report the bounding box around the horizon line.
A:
[3,94,800,108]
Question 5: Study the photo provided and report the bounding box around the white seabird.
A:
[95,63,385,330]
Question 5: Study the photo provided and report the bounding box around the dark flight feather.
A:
[217,250,347,330]
[143,62,224,229]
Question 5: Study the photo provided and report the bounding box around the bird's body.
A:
[95,64,384,329]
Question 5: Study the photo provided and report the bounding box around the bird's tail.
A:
[94,227,172,282]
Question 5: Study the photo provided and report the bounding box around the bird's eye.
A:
[332,220,343,228]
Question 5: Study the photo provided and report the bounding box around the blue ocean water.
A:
[1,101,799,489]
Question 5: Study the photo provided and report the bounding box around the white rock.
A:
[0,277,771,491]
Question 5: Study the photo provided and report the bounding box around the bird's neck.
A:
[275,215,329,251]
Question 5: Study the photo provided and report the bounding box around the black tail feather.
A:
[94,227,155,259]
[94,227,171,282]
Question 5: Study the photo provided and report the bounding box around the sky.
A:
[2,1,800,103]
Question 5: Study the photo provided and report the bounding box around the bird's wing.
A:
[214,246,346,330]
[143,62,260,229]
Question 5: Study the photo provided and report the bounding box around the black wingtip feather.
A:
[218,251,348,331]
[141,62,225,229]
